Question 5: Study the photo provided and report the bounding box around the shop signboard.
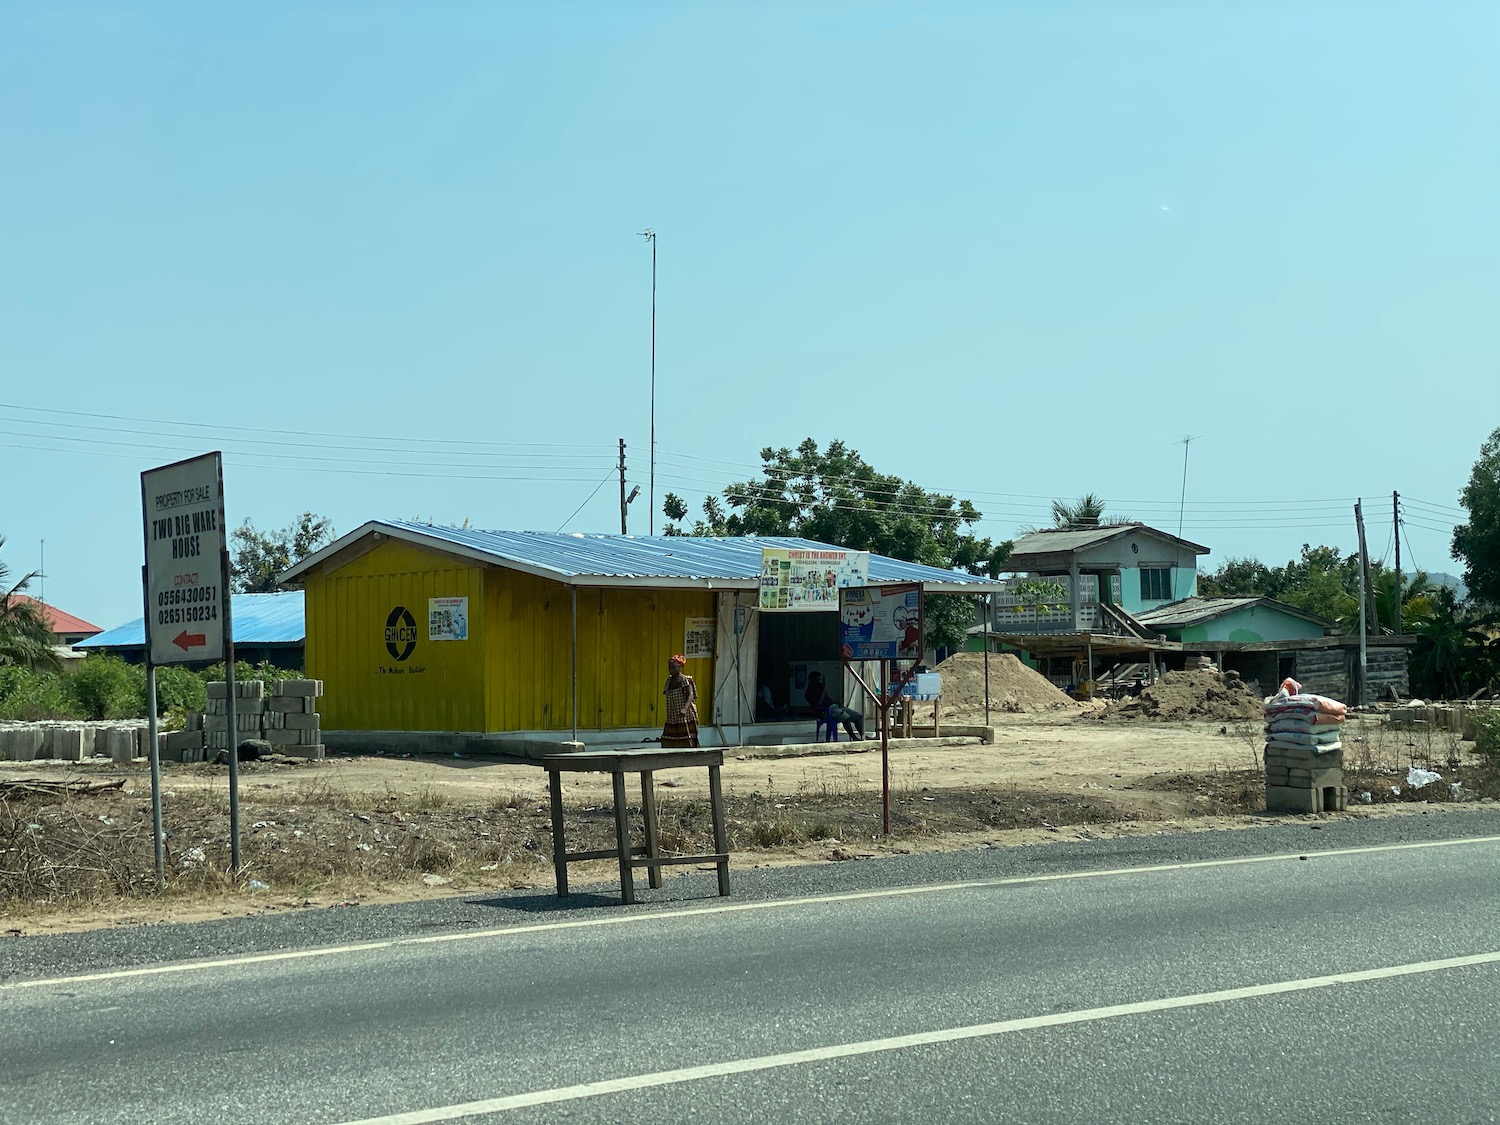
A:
[141,452,228,666]
[758,548,869,611]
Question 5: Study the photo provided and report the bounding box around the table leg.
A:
[547,769,568,897]
[708,763,730,897]
[611,771,635,905]
[640,769,663,889]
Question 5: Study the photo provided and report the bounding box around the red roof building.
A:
[13,596,103,645]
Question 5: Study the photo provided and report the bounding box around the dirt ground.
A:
[3,709,1496,936]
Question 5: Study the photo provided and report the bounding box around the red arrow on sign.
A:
[173,630,207,651]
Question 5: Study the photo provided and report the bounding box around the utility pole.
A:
[1355,500,1370,707]
[639,229,657,534]
[618,439,628,535]
[1176,435,1199,538]
[1392,491,1402,636]
[38,539,44,604]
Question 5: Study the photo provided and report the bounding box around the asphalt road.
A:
[5,809,1500,1125]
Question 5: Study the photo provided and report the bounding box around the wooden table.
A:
[541,748,730,905]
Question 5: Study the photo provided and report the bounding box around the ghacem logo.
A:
[385,606,417,661]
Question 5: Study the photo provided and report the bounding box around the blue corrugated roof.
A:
[77,590,305,650]
[325,521,999,590]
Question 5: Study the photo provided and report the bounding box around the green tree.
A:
[230,512,335,593]
[1409,587,1494,699]
[1012,578,1069,632]
[1452,426,1500,609]
[663,440,1011,653]
[1197,557,1273,598]
[0,535,60,672]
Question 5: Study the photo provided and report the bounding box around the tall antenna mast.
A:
[1177,435,1200,537]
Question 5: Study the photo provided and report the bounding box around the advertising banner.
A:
[758,548,869,611]
[428,597,469,641]
[839,583,923,661]
[683,616,716,660]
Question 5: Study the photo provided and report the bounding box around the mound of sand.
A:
[934,652,1085,720]
[1098,669,1262,723]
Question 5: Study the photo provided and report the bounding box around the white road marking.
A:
[333,949,1500,1124]
[6,833,1499,992]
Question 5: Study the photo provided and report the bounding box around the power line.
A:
[556,470,618,533]
[0,401,606,450]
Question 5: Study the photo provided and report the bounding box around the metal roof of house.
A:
[1135,596,1331,630]
[281,521,1002,593]
[1007,524,1210,560]
[77,591,306,651]
[13,596,102,637]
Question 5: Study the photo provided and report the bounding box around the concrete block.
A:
[105,727,136,764]
[1266,784,1322,814]
[165,730,205,752]
[1265,767,1291,786]
[1285,768,1343,788]
[264,711,285,730]
[236,713,262,732]
[185,712,203,731]
[203,715,229,731]
[284,713,320,730]
[272,679,323,698]
[205,698,228,716]
[0,728,36,761]
[234,680,265,700]
[264,727,311,746]
[277,743,325,760]
[204,730,229,749]
[48,727,87,762]
[268,697,310,714]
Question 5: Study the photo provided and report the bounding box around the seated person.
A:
[757,683,789,719]
[803,670,865,739]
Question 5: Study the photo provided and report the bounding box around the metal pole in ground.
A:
[880,659,890,836]
[221,545,241,873]
[141,564,164,883]
[982,594,990,728]
[570,584,579,744]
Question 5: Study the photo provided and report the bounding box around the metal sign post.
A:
[141,452,238,874]
[839,583,924,837]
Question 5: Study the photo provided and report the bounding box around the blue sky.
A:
[2,2,1495,628]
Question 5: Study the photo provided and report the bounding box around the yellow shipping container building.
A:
[281,521,998,744]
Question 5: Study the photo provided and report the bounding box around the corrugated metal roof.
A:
[1008,524,1210,559]
[1135,596,1330,629]
[77,591,306,650]
[282,520,1002,592]
[14,596,102,636]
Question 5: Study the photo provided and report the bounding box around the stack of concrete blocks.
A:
[1266,745,1347,813]
[201,680,266,762]
[264,680,324,759]
[163,712,206,764]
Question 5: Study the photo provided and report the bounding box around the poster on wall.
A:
[683,617,716,660]
[758,548,870,611]
[839,583,923,660]
[428,597,469,641]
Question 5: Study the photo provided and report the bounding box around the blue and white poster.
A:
[839,583,922,660]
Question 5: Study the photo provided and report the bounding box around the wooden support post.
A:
[548,769,568,897]
[611,771,634,905]
[640,769,662,890]
[708,763,730,897]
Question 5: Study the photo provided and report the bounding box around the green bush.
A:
[0,665,79,720]
[155,666,207,715]
[66,654,146,719]
[1475,709,1500,763]
[198,661,303,691]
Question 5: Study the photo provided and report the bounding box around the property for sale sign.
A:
[141,453,228,665]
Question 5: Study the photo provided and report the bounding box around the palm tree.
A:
[0,535,61,672]
[1410,589,1489,699]
[1372,569,1436,634]
[1021,495,1133,536]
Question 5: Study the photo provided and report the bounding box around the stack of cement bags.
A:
[1264,677,1347,755]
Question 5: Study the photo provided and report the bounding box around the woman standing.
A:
[660,654,700,748]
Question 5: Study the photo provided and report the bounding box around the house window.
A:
[1140,567,1173,601]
